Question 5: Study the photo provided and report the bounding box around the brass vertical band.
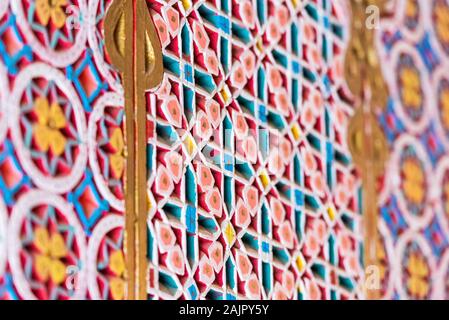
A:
[345,0,390,300]
[104,0,137,300]
[105,0,163,300]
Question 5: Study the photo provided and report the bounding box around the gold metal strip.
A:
[345,0,390,300]
[105,0,163,300]
[135,0,162,300]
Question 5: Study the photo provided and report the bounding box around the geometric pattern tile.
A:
[0,0,125,299]
[146,0,364,300]
[377,0,449,300]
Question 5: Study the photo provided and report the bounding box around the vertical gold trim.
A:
[105,0,163,300]
[345,0,390,300]
[105,0,136,300]
[135,0,163,300]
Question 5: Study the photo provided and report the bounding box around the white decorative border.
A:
[431,62,449,149]
[429,0,449,65]
[87,0,124,94]
[396,0,430,43]
[0,0,8,21]
[387,135,434,229]
[0,61,8,144]
[433,156,449,238]
[434,247,449,299]
[7,190,87,300]
[0,196,7,277]
[8,63,88,194]
[385,42,433,135]
[11,0,88,67]
[88,92,125,211]
[87,214,124,300]
[394,230,436,299]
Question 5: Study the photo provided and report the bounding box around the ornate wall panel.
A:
[376,0,449,299]
[5,0,449,301]
[145,0,365,300]
[0,0,125,299]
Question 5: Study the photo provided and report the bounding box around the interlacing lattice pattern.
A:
[376,0,449,300]
[0,0,126,299]
[146,0,364,300]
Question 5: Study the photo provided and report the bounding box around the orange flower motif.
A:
[376,237,388,282]
[402,158,425,206]
[33,97,67,157]
[405,0,418,18]
[109,250,126,300]
[36,0,67,29]
[435,2,449,43]
[400,67,422,110]
[34,227,68,286]
[109,127,125,179]
[407,251,429,299]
